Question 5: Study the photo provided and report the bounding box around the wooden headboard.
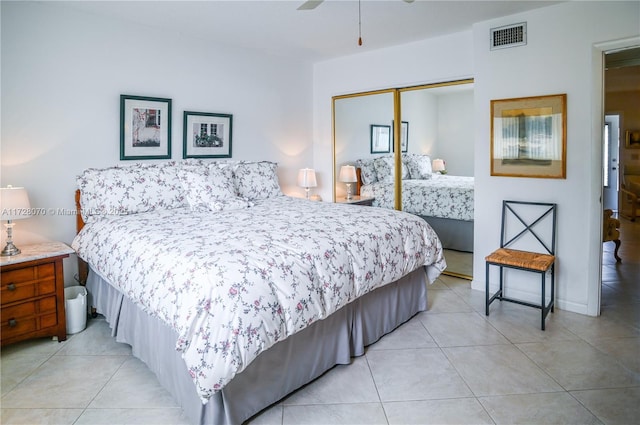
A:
[74,190,88,284]
[355,168,363,196]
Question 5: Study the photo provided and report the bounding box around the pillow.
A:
[356,159,377,185]
[404,154,433,180]
[372,156,408,183]
[232,161,283,201]
[178,165,250,212]
[77,162,188,222]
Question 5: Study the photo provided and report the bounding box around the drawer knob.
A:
[8,318,17,328]
[7,283,16,291]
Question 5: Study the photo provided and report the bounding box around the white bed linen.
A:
[72,196,445,403]
[360,174,474,221]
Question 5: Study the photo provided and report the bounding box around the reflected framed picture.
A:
[392,120,409,153]
[491,93,567,178]
[183,111,233,158]
[120,94,172,160]
[626,130,640,149]
[370,124,391,154]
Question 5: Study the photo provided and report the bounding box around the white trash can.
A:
[65,286,87,334]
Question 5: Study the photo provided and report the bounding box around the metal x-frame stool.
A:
[485,200,557,330]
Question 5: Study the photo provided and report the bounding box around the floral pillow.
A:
[404,154,433,180]
[356,159,377,185]
[178,165,250,212]
[77,162,188,222]
[232,161,283,201]
[372,156,409,183]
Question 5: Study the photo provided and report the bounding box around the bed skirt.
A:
[420,216,473,252]
[86,267,428,425]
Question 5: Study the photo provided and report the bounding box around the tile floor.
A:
[1,217,639,425]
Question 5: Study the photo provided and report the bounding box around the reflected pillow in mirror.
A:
[356,159,377,185]
[404,154,433,180]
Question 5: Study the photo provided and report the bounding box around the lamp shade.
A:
[432,158,446,172]
[1,186,31,220]
[339,165,357,183]
[297,168,317,188]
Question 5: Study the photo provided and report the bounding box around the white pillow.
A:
[232,161,283,201]
[77,162,188,222]
[178,165,250,212]
[404,154,433,180]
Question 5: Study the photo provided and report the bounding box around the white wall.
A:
[313,1,640,316]
[437,91,474,176]
[1,1,313,283]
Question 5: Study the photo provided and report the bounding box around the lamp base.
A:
[1,241,21,256]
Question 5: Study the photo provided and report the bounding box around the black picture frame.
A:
[183,111,233,159]
[370,124,391,154]
[392,120,409,153]
[120,95,172,160]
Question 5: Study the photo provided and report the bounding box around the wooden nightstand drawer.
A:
[1,276,56,304]
[1,263,55,284]
[1,295,58,322]
[1,311,59,340]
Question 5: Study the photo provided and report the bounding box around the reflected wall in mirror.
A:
[333,80,475,280]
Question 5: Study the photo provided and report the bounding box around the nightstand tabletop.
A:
[0,242,74,267]
[335,196,375,206]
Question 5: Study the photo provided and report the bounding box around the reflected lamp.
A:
[1,186,32,256]
[339,165,357,200]
[297,168,317,200]
[432,158,446,174]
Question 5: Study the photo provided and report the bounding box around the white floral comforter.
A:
[72,196,445,403]
[361,175,474,221]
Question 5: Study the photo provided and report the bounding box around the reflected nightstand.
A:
[336,196,374,206]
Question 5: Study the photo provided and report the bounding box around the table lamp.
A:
[297,168,317,200]
[339,165,357,200]
[1,186,32,256]
[432,158,446,174]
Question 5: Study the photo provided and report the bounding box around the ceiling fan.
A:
[297,0,414,11]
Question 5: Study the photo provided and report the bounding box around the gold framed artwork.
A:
[491,94,567,178]
[626,130,640,149]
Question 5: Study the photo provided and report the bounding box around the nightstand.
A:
[1,242,74,346]
[336,196,375,206]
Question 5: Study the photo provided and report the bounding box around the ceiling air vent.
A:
[490,22,527,50]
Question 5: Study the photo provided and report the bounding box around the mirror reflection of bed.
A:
[333,80,474,279]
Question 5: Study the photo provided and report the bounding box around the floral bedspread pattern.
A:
[361,174,474,221]
[72,196,445,403]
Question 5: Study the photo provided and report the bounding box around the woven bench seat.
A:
[485,248,555,272]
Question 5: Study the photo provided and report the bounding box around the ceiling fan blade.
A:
[297,0,324,11]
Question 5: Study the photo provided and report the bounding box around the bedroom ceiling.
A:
[58,0,564,62]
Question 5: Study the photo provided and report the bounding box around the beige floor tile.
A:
[443,345,563,396]
[1,355,126,409]
[419,312,510,347]
[425,289,474,313]
[479,392,602,424]
[0,408,83,425]
[384,398,494,425]
[74,408,191,425]
[88,357,179,409]
[517,340,640,390]
[283,403,387,425]
[56,318,132,356]
[367,315,437,350]
[367,348,473,401]
[571,387,640,425]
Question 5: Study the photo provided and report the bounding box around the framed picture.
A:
[491,93,567,178]
[183,111,233,158]
[120,95,171,160]
[370,124,391,154]
[392,120,409,153]
[626,130,640,149]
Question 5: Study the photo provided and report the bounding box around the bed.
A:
[72,159,446,424]
[356,154,474,252]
